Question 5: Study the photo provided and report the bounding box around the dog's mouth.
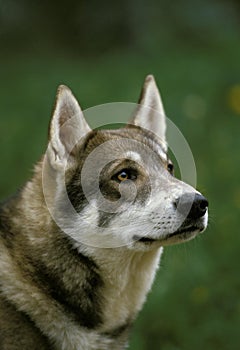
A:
[134,224,205,244]
[166,225,203,238]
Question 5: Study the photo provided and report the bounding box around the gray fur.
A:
[0,75,208,349]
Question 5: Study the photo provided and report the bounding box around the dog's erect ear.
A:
[48,85,91,168]
[131,75,167,148]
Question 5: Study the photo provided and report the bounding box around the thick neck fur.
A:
[0,162,162,349]
[80,245,162,333]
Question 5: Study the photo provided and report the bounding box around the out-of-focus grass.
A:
[0,37,240,349]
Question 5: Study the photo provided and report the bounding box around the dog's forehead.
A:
[81,127,167,163]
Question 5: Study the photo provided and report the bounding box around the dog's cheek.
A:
[99,181,121,203]
[66,176,88,214]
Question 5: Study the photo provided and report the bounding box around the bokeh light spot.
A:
[227,85,240,115]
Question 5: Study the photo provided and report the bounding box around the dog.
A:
[0,75,208,349]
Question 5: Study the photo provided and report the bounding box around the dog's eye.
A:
[118,171,129,181]
[112,169,137,182]
[167,162,174,175]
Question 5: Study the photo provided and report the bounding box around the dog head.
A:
[43,75,208,250]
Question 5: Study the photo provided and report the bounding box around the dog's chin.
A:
[133,221,207,247]
[161,224,205,245]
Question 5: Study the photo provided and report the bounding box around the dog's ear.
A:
[48,85,91,168]
[131,75,167,148]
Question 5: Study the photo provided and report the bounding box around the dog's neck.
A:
[78,245,163,333]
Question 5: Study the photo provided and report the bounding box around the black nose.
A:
[175,193,208,220]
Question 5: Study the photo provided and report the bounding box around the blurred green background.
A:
[0,0,240,349]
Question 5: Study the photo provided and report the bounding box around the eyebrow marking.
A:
[156,146,167,161]
[125,151,142,162]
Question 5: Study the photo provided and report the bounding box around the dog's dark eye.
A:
[167,162,174,175]
[117,171,129,182]
[112,169,137,182]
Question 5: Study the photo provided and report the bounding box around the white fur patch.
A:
[125,151,142,163]
[154,143,167,161]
